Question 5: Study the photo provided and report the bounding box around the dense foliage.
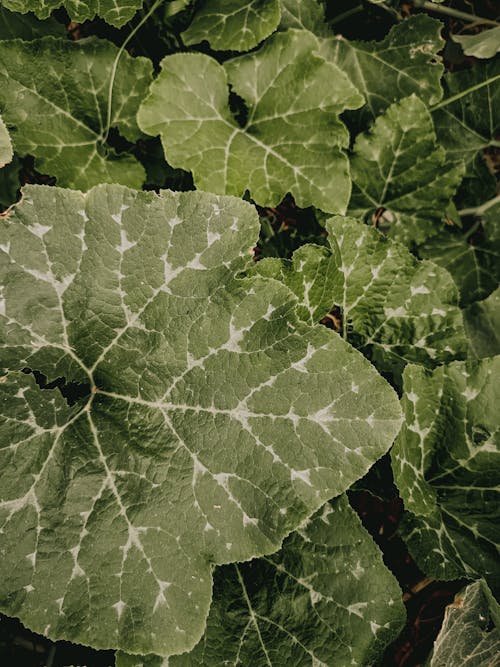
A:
[0,1,499,666]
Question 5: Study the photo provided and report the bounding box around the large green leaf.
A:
[0,0,142,27]
[320,15,445,127]
[348,95,465,246]
[428,580,500,667]
[464,286,500,359]
[392,359,500,591]
[137,29,364,213]
[254,216,466,381]
[432,59,500,170]
[116,495,405,667]
[279,0,329,36]
[0,36,152,190]
[0,184,402,656]
[0,114,12,168]
[182,0,281,52]
[0,5,64,39]
[418,201,500,306]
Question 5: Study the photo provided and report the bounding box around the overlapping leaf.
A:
[0,0,142,27]
[392,359,500,591]
[320,15,445,127]
[0,5,64,38]
[452,26,500,59]
[137,29,364,213]
[428,580,500,667]
[418,200,500,306]
[432,59,500,170]
[182,0,281,52]
[254,216,466,380]
[348,95,465,246]
[0,36,152,190]
[464,286,500,359]
[0,115,12,167]
[116,495,405,667]
[0,184,402,656]
[279,0,329,36]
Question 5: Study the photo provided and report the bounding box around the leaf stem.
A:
[430,73,500,111]
[330,5,365,26]
[102,0,163,143]
[458,193,500,217]
[412,0,500,26]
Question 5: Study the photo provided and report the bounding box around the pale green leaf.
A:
[432,59,500,170]
[418,202,500,306]
[464,286,500,359]
[0,5,65,39]
[428,580,500,667]
[392,359,500,590]
[0,114,12,168]
[279,0,329,37]
[0,184,402,656]
[320,15,445,126]
[253,216,466,380]
[116,495,405,667]
[0,0,143,27]
[137,29,364,213]
[182,0,281,52]
[348,95,465,246]
[452,26,500,60]
[0,36,152,190]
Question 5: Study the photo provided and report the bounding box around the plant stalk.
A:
[458,193,500,217]
[412,0,500,26]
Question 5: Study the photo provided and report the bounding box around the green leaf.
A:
[432,59,500,170]
[0,115,12,168]
[116,495,405,667]
[392,359,500,591]
[0,184,402,656]
[418,202,500,306]
[279,0,329,37]
[320,15,445,127]
[452,26,500,60]
[182,0,281,52]
[348,95,465,246]
[0,5,65,39]
[428,580,500,667]
[0,36,152,191]
[137,29,364,213]
[254,216,466,380]
[464,286,500,359]
[0,0,142,27]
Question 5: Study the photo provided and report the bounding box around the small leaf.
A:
[116,495,406,667]
[182,0,281,52]
[452,26,500,59]
[428,580,500,666]
[0,0,142,27]
[348,95,465,246]
[0,115,13,168]
[279,0,329,36]
[392,359,500,591]
[0,37,152,190]
[320,15,445,127]
[0,184,402,656]
[253,216,467,380]
[464,286,500,359]
[137,30,364,213]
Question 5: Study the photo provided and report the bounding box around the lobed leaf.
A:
[0,184,402,656]
[254,216,467,381]
[116,495,405,667]
[392,359,500,591]
[182,0,281,52]
[348,95,465,246]
[0,36,152,190]
[137,29,364,214]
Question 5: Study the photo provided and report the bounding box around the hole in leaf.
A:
[22,368,91,407]
[321,305,343,333]
[228,86,249,128]
[471,425,489,446]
